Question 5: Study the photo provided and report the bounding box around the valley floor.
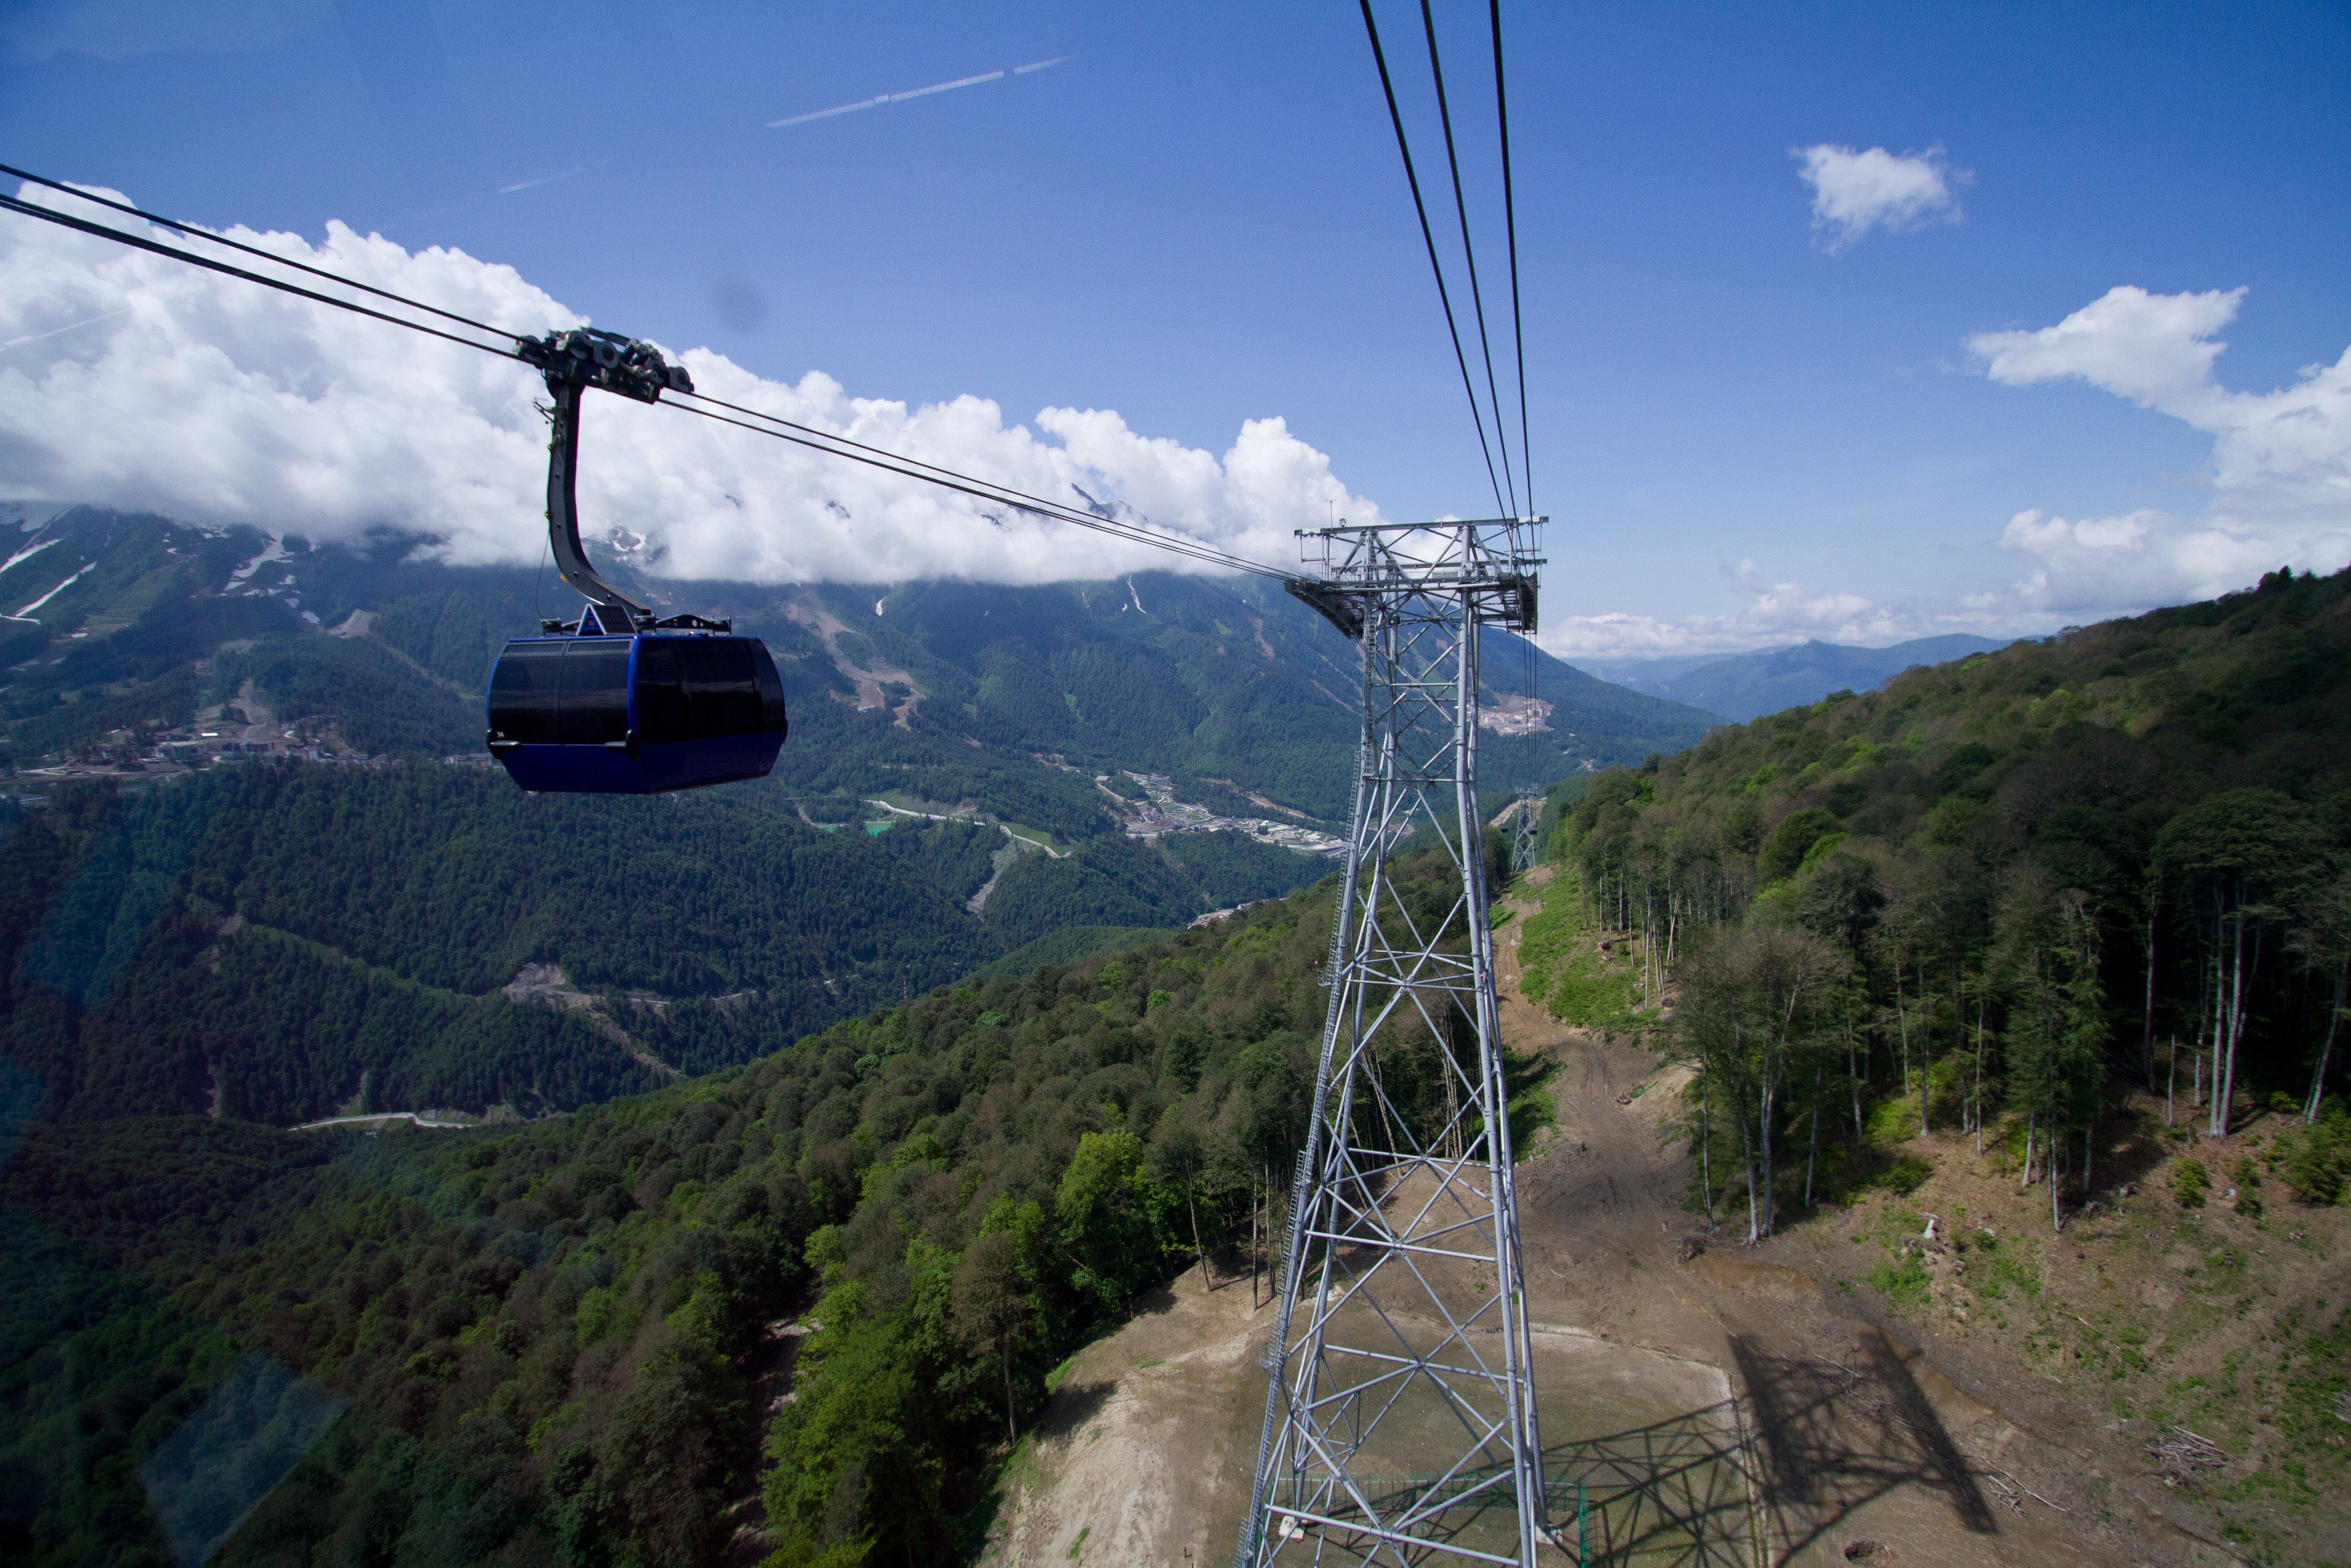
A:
[977,866,2290,1567]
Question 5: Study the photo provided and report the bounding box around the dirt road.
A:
[983,868,2139,1566]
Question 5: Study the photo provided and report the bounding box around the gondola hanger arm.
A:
[514,327,724,634]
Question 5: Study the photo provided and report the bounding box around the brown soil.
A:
[980,866,2331,1565]
[782,591,922,728]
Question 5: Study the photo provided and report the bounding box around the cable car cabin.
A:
[486,633,787,793]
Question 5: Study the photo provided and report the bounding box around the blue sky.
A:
[2,1,2346,654]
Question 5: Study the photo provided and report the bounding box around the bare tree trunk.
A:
[1002,1346,1019,1443]
[1850,1028,1864,1139]
[1188,1180,1212,1293]
[1739,1112,1759,1245]
[1919,962,1933,1136]
[1700,1080,1714,1223]
[2167,1036,2176,1126]
[1249,1169,1260,1309]
[2215,889,2246,1138]
[1804,1066,1821,1210]
[2021,1113,2035,1191]
[2309,965,2346,1123]
[1895,971,1913,1099]
[1972,999,1987,1154]
[2142,892,2161,1084]
[2051,1135,2064,1232]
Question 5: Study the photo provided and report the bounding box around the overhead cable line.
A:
[1489,0,1531,516]
[658,395,1287,578]
[0,163,515,345]
[0,192,511,361]
[1358,0,1507,519]
[1482,0,1538,725]
[0,173,1291,581]
[663,386,1286,576]
[1417,0,1517,519]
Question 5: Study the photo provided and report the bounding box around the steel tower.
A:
[1508,787,1545,877]
[1244,518,1550,1567]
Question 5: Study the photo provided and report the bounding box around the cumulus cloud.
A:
[1794,144,1964,248]
[1545,285,2351,661]
[1538,558,2009,662]
[1971,285,2351,609]
[0,182,1382,584]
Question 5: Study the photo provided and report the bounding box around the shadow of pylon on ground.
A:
[1730,1330,1999,1565]
[1334,1402,1757,1566]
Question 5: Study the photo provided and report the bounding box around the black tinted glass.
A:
[559,641,633,745]
[677,640,762,738]
[488,641,565,743]
[751,643,788,733]
[632,639,689,743]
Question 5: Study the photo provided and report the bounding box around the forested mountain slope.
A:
[2,507,1721,825]
[1544,565,2351,1239]
[0,847,1505,1568]
[1518,565,2351,1557]
[1573,633,2011,722]
[0,766,1328,1127]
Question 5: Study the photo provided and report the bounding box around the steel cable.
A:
[0,163,517,342]
[1418,0,1517,519]
[1489,0,1531,517]
[0,173,1295,581]
[1358,0,1507,519]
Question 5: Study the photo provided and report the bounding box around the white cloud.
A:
[1536,559,2023,662]
[0,182,1383,585]
[1544,283,2351,661]
[1970,286,2351,608]
[1794,144,1964,248]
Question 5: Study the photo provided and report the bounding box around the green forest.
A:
[1530,564,2351,1237]
[0,855,1504,1567]
[0,761,1329,1128]
[1,510,1720,832]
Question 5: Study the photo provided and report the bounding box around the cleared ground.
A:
[982,867,2162,1566]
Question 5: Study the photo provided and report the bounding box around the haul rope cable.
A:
[1359,0,1507,520]
[1486,0,1540,736]
[658,386,1286,578]
[0,161,517,343]
[1361,3,1544,757]
[1419,0,1519,520]
[1488,0,1531,516]
[0,175,1293,581]
[0,162,1295,576]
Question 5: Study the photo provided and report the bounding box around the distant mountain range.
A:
[0,504,1727,1124]
[1570,634,2014,723]
[0,505,1724,816]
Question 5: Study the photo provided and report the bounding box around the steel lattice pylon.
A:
[1243,519,1550,1567]
[1508,787,1544,877]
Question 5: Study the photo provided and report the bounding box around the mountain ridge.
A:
[2,506,1724,820]
[1572,631,2012,722]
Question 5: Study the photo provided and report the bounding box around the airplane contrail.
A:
[0,306,133,352]
[497,167,586,196]
[767,57,1068,129]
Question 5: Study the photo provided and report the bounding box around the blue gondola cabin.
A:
[486,631,787,793]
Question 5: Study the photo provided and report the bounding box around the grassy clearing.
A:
[1516,866,1646,1030]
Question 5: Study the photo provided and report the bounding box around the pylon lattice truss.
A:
[1509,786,1544,877]
[1243,518,1551,1566]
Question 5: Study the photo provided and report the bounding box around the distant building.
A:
[1478,695,1553,735]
